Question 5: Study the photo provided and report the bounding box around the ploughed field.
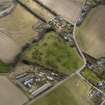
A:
[31,75,94,105]
[0,4,38,46]
[23,32,84,74]
[0,4,38,63]
[0,76,28,105]
[76,5,105,58]
[38,0,84,23]
[0,31,20,63]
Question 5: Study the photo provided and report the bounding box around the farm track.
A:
[1,0,105,105]
[15,1,87,105]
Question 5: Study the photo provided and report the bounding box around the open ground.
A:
[0,31,20,63]
[0,4,39,63]
[0,1,98,105]
[0,76,28,105]
[18,0,54,22]
[0,4,38,46]
[76,5,105,58]
[38,0,84,23]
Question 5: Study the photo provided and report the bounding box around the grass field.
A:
[0,31,20,63]
[76,5,105,58]
[81,68,101,86]
[38,0,84,23]
[0,76,28,105]
[32,75,94,105]
[19,0,54,22]
[0,4,39,63]
[23,32,84,74]
[0,62,10,73]
[0,4,38,46]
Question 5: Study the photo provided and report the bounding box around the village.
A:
[9,63,67,99]
[0,0,105,105]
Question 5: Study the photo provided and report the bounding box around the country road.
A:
[1,0,105,105]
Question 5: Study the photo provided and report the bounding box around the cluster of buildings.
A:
[31,21,52,42]
[77,2,91,25]
[84,53,105,91]
[33,16,75,47]
[83,53,105,79]
[87,57,105,80]
[33,20,51,34]
[15,65,67,98]
[89,88,105,105]
[98,81,105,90]
[49,16,75,47]
[16,0,76,47]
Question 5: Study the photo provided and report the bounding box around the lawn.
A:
[23,31,84,74]
[31,75,94,105]
[0,62,10,73]
[81,68,101,86]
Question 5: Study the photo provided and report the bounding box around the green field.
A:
[32,75,94,105]
[23,32,84,74]
[81,68,101,86]
[0,62,10,73]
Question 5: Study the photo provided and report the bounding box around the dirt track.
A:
[0,76,28,105]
